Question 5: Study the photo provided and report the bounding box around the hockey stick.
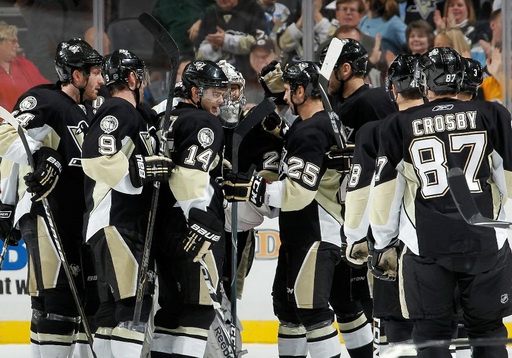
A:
[448,167,512,229]
[0,106,97,357]
[319,37,348,149]
[229,97,276,354]
[198,257,237,358]
[132,12,180,329]
[0,237,9,270]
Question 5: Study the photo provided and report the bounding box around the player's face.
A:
[83,66,104,101]
[250,48,274,74]
[327,69,341,96]
[335,1,363,27]
[408,29,430,55]
[201,87,229,116]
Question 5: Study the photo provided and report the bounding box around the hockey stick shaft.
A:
[448,167,512,229]
[199,258,237,357]
[0,237,9,270]
[133,12,180,327]
[0,107,97,357]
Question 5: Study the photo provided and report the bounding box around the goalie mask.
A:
[217,60,246,128]
[460,57,483,97]
[419,47,463,94]
[55,38,102,83]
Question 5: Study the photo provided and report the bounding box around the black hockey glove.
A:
[324,144,354,175]
[0,204,21,246]
[24,147,63,202]
[259,60,286,105]
[182,207,224,263]
[368,240,399,281]
[261,112,288,139]
[344,238,369,268]
[129,154,174,188]
[223,170,267,207]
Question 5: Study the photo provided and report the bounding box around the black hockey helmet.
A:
[329,38,368,77]
[102,49,148,87]
[419,47,463,93]
[460,57,483,95]
[55,38,102,82]
[386,54,423,94]
[182,60,229,97]
[283,61,321,98]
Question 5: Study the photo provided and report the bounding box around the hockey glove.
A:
[129,154,174,188]
[0,204,20,246]
[368,242,399,281]
[344,238,369,268]
[223,170,267,207]
[324,144,354,175]
[261,112,288,139]
[259,60,286,104]
[182,207,224,263]
[24,147,63,202]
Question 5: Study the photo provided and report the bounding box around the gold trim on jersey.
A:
[281,178,316,212]
[294,241,320,309]
[345,185,371,229]
[402,162,419,227]
[316,169,343,225]
[37,332,74,344]
[337,312,368,332]
[169,166,211,202]
[104,226,138,300]
[371,179,397,226]
[398,246,409,319]
[82,151,129,189]
[37,215,61,289]
[0,124,20,156]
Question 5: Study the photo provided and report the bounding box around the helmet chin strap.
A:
[71,72,89,103]
[291,90,306,115]
[335,66,354,98]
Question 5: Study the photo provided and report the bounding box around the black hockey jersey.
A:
[0,83,93,234]
[267,110,343,246]
[370,98,512,257]
[82,98,157,240]
[166,102,225,221]
[334,84,397,142]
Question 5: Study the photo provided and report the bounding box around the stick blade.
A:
[319,37,345,82]
[448,167,512,229]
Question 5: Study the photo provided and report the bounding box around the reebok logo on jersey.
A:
[432,104,454,111]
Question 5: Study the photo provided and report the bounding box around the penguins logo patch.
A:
[197,128,214,148]
[78,104,87,115]
[99,115,119,133]
[19,96,37,111]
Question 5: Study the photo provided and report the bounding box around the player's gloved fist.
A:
[345,238,369,268]
[325,144,354,174]
[259,60,285,98]
[223,170,267,207]
[24,147,63,202]
[0,204,20,246]
[182,208,224,262]
[261,112,288,139]
[368,242,399,281]
[129,154,174,188]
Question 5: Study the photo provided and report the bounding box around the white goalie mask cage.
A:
[217,60,247,128]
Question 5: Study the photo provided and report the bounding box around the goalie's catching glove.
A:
[368,240,399,281]
[0,204,21,246]
[24,147,63,202]
[222,170,267,207]
[129,154,174,188]
[182,208,224,263]
[344,238,369,268]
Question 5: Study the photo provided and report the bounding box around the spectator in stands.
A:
[359,0,407,56]
[258,0,291,42]
[0,21,49,111]
[246,36,278,104]
[434,27,470,57]
[480,45,505,103]
[433,0,490,48]
[479,8,501,60]
[195,0,267,80]
[401,0,445,27]
[405,19,435,55]
[333,0,375,52]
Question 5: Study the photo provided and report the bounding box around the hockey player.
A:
[325,38,397,358]
[224,61,344,358]
[149,60,229,358]
[81,49,172,358]
[458,57,483,101]
[370,47,512,358]
[0,38,103,358]
[344,54,425,355]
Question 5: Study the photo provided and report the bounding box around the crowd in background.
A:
[0,0,506,111]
